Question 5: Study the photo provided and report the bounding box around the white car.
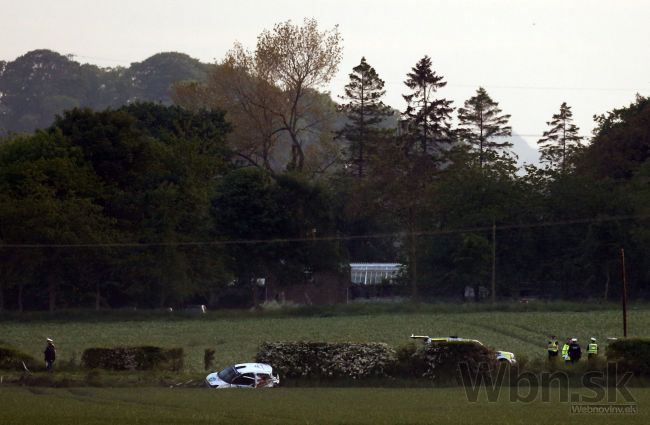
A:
[410,335,517,364]
[206,363,280,388]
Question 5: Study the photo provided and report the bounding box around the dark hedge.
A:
[0,346,40,371]
[81,346,183,371]
[607,338,650,375]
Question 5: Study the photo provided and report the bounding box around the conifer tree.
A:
[339,57,394,178]
[537,102,583,171]
[401,56,454,157]
[457,87,513,168]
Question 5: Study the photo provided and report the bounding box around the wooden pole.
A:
[621,248,628,338]
[491,221,496,304]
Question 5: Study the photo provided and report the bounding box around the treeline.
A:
[0,19,649,311]
[0,49,210,133]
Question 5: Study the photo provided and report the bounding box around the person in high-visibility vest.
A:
[568,338,582,364]
[587,337,599,359]
[561,338,571,363]
[547,336,559,361]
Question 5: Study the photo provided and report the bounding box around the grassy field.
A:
[1,302,648,373]
[0,386,646,425]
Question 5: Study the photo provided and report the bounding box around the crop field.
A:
[1,303,649,373]
[0,386,646,425]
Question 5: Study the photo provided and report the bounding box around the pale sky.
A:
[2,0,649,148]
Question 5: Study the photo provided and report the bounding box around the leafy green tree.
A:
[339,57,394,178]
[366,133,440,299]
[537,102,583,172]
[401,56,454,156]
[0,50,210,134]
[0,131,113,311]
[212,168,343,306]
[420,148,526,298]
[457,87,513,168]
[370,56,455,298]
[50,104,231,308]
[587,95,650,179]
[0,50,97,132]
[126,52,210,103]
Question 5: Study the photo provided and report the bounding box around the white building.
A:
[349,263,403,285]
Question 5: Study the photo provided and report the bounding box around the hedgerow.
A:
[81,346,183,371]
[256,342,396,379]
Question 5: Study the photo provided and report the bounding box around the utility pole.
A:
[621,248,628,338]
[491,220,496,304]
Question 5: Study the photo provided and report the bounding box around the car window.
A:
[217,366,239,384]
[231,373,255,386]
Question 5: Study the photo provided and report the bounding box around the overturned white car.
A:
[206,363,280,388]
[410,335,517,364]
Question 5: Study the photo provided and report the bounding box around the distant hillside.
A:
[0,50,210,133]
[511,132,540,167]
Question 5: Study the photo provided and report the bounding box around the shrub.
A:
[256,342,396,379]
[390,343,420,376]
[606,338,650,375]
[0,346,40,371]
[409,340,498,383]
[81,346,183,371]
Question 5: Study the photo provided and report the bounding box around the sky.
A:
[2,0,649,149]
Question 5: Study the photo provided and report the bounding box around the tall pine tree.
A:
[402,56,454,157]
[339,57,394,178]
[457,87,513,168]
[537,102,583,171]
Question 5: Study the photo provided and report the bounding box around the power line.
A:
[1,213,647,249]
[331,78,649,93]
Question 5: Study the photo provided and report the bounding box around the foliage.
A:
[409,341,497,382]
[173,18,343,173]
[2,42,650,311]
[587,95,650,179]
[81,346,184,371]
[0,345,40,370]
[457,87,513,168]
[256,341,396,379]
[212,168,344,304]
[607,338,650,375]
[0,50,209,134]
[537,102,583,172]
[338,57,394,178]
[0,104,231,311]
[401,55,454,156]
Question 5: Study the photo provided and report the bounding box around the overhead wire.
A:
[1,213,648,249]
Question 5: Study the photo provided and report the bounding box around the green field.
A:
[0,303,647,373]
[0,386,646,425]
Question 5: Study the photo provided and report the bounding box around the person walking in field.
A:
[44,338,56,372]
[547,336,559,361]
[568,338,582,364]
[561,338,571,363]
[587,337,599,359]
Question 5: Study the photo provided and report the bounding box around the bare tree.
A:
[173,18,343,173]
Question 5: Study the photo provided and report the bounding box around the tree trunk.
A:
[252,283,259,309]
[48,277,56,313]
[408,208,418,300]
[18,281,23,313]
[604,264,611,302]
[159,284,166,309]
[95,281,101,311]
